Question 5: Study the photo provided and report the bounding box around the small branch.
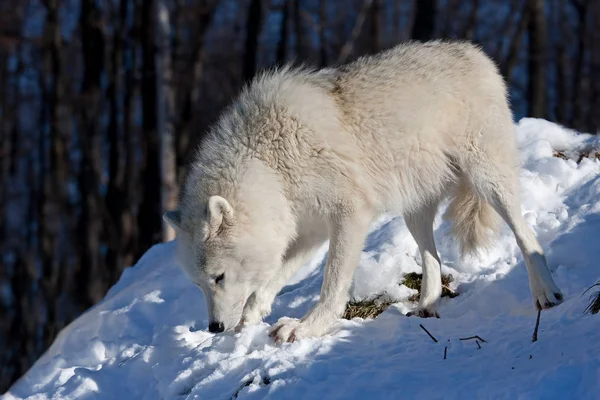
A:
[299,7,319,33]
[419,324,438,343]
[444,346,447,359]
[336,0,374,64]
[582,281,600,315]
[459,335,487,343]
[476,340,481,349]
[532,309,541,342]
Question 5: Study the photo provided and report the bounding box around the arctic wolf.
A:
[164,40,563,343]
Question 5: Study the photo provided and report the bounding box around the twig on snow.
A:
[476,340,481,349]
[231,375,271,399]
[582,281,600,315]
[444,346,447,360]
[459,335,487,343]
[419,324,438,343]
[532,309,541,342]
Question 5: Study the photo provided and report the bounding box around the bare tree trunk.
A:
[0,38,20,391]
[293,0,307,59]
[412,0,436,41]
[139,0,163,256]
[370,0,382,53]
[502,2,529,84]
[337,0,374,64]
[588,4,600,133]
[571,0,589,130]
[122,3,143,268]
[244,0,263,82]
[156,0,177,242]
[527,0,547,118]
[464,0,479,41]
[105,0,128,281]
[173,2,219,183]
[319,0,327,66]
[78,0,106,304]
[555,0,569,124]
[277,1,290,65]
[393,0,402,41]
[492,1,519,58]
[41,0,68,351]
[0,52,8,241]
[440,0,458,37]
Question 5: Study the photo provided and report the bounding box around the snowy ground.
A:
[5,119,600,400]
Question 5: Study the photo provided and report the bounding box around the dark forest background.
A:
[1,0,599,392]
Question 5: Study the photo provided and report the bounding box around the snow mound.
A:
[5,118,600,399]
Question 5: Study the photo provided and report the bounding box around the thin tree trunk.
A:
[441,0,458,37]
[139,0,163,256]
[412,0,436,41]
[156,0,177,242]
[293,0,306,59]
[41,0,67,351]
[78,0,106,304]
[393,0,401,41]
[319,0,327,66]
[493,1,519,58]
[105,0,127,281]
[527,0,547,118]
[0,54,8,245]
[244,0,263,82]
[588,5,600,133]
[555,0,569,124]
[502,2,529,84]
[174,3,219,183]
[337,0,374,64]
[571,0,589,130]
[276,1,290,65]
[464,0,479,41]
[122,3,142,268]
[370,0,382,53]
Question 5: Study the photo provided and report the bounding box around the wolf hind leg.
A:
[405,199,443,318]
[464,157,563,310]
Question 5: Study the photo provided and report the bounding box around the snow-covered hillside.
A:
[5,119,600,400]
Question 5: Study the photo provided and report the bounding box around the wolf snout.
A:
[208,322,225,333]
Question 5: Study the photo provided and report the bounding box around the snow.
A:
[4,118,600,400]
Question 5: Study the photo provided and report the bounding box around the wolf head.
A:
[164,167,295,333]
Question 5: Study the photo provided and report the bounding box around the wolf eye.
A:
[215,273,225,284]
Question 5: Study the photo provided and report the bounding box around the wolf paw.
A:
[407,307,440,318]
[532,284,563,310]
[530,273,563,310]
[238,293,273,331]
[234,314,259,333]
[269,317,302,343]
[238,306,268,330]
[269,316,332,344]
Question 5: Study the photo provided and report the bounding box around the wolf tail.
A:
[444,179,501,257]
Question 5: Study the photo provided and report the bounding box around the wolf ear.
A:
[163,210,183,231]
[207,195,234,235]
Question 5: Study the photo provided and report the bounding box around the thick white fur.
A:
[165,40,563,342]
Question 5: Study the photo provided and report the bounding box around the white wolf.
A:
[164,40,563,343]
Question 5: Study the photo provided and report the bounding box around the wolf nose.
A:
[208,322,224,333]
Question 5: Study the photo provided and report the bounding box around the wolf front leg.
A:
[270,210,371,343]
[239,267,299,329]
[239,219,329,329]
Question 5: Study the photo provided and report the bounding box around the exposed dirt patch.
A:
[343,272,459,320]
[403,272,459,302]
[553,149,600,164]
